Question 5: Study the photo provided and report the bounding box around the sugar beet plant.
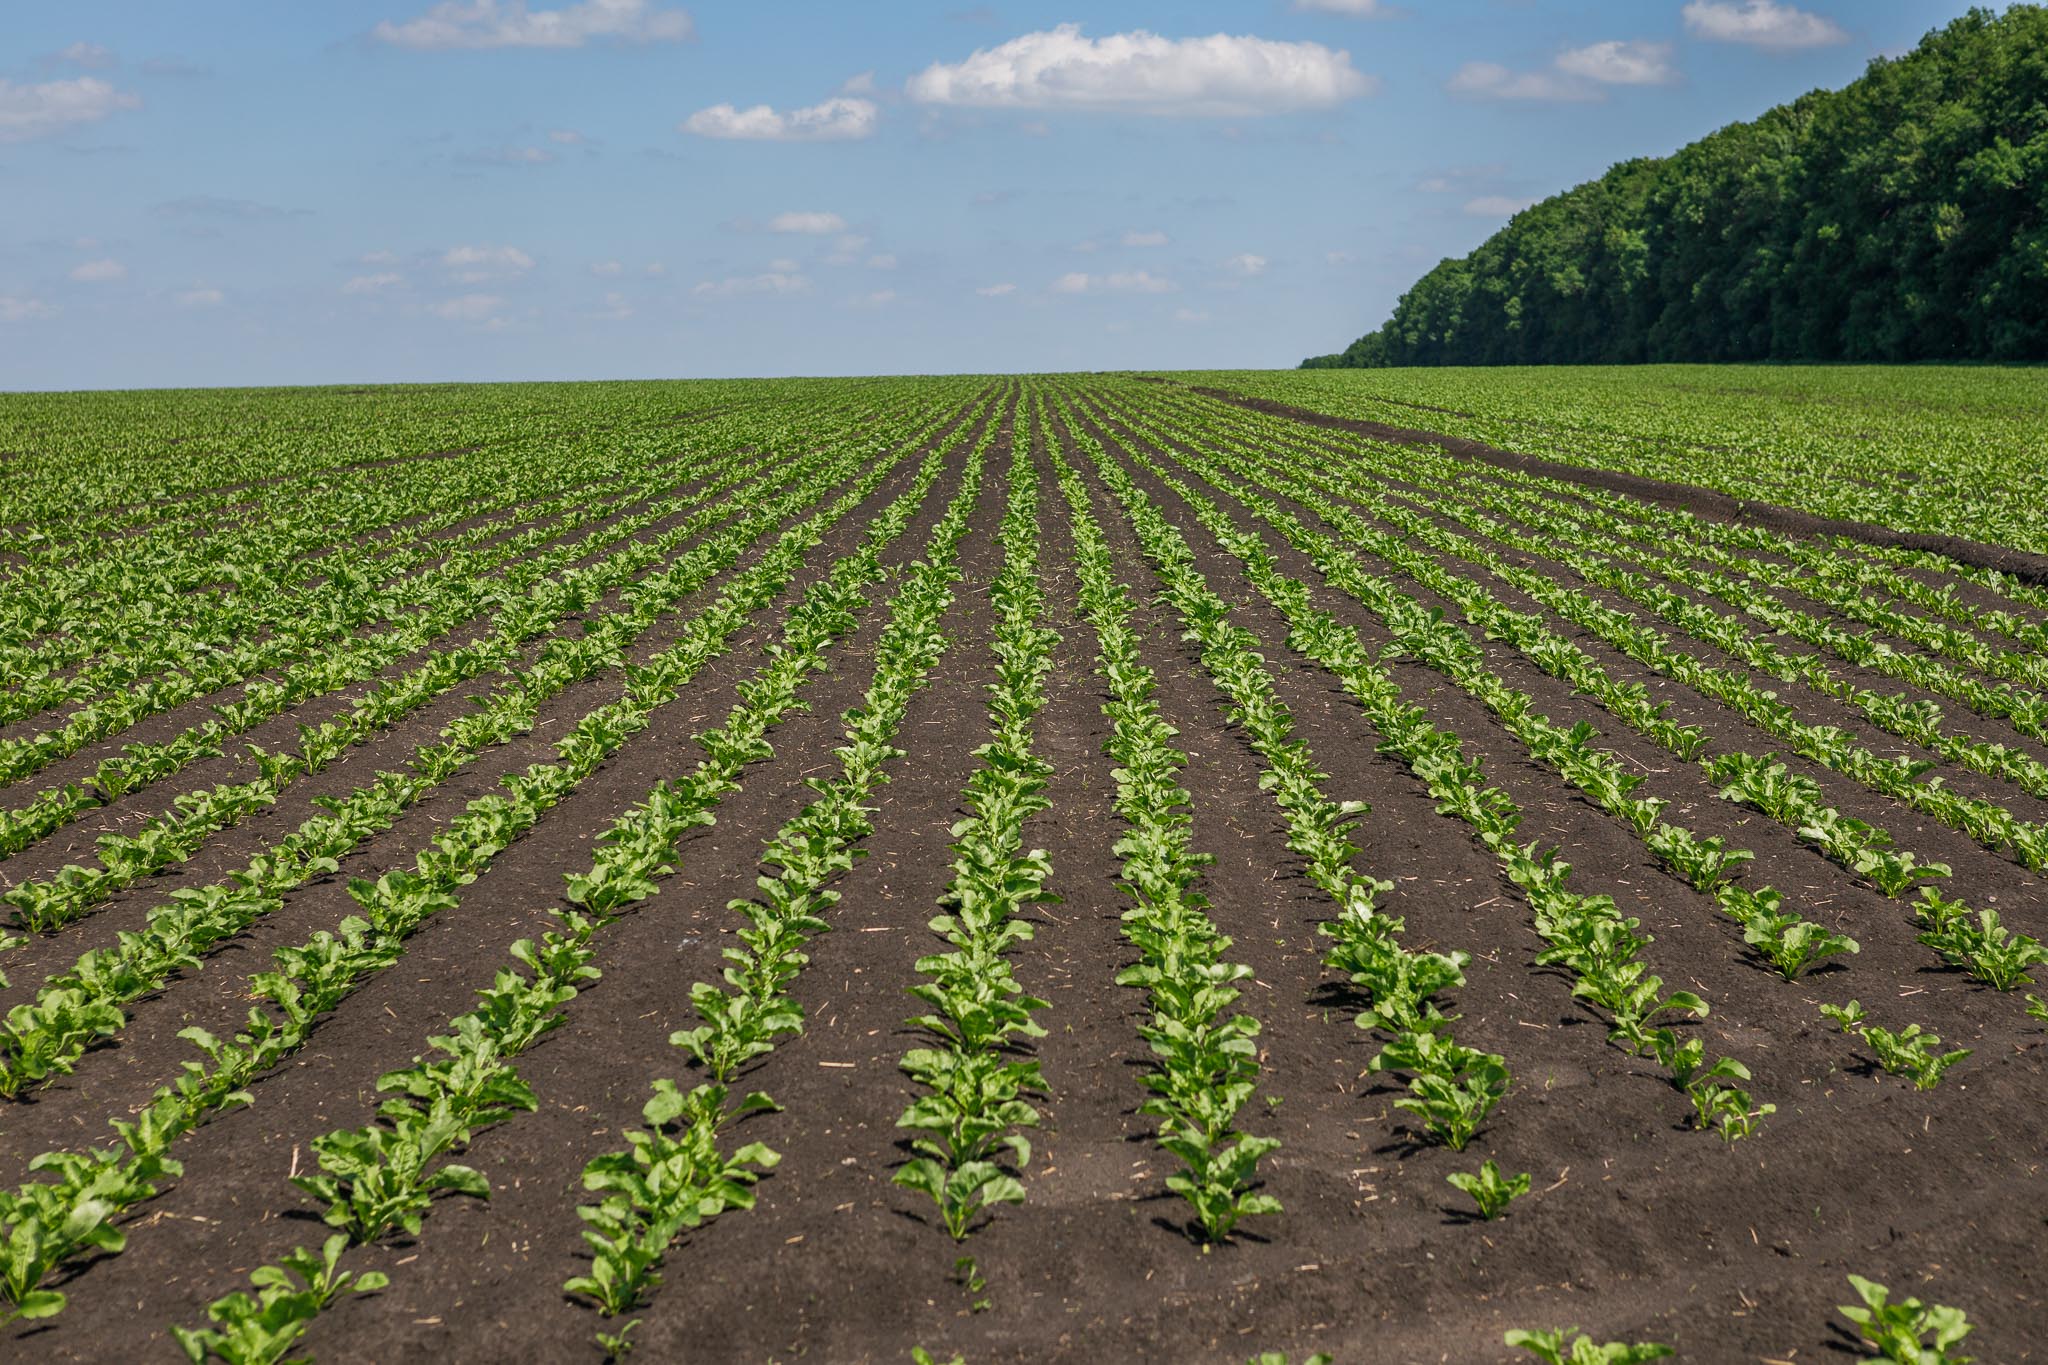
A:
[895,415,1059,1242]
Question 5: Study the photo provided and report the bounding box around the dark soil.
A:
[5,380,2044,1365]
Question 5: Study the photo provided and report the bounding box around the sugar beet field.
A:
[1,371,2043,1364]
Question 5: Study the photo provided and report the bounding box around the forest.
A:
[1304,6,2048,368]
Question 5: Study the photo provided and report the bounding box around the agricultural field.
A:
[0,371,2042,1363]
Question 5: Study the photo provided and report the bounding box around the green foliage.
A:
[1840,1274,1975,1363]
[1505,1327,1674,1364]
[1445,1160,1531,1220]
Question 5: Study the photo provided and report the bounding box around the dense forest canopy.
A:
[1305,6,2048,368]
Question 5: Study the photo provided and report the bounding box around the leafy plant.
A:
[1839,1274,1974,1363]
[1505,1326,1674,1364]
[1820,1002,1971,1090]
[1446,1159,1531,1220]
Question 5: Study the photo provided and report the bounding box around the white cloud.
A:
[1446,62,1591,102]
[1054,269,1177,295]
[1556,40,1676,86]
[442,243,534,281]
[975,282,1017,296]
[767,257,802,273]
[175,286,225,307]
[0,76,140,143]
[1682,0,1847,50]
[343,272,405,294]
[1450,41,1672,102]
[682,96,877,141]
[865,253,897,270]
[850,288,896,307]
[767,210,847,234]
[594,290,632,319]
[69,258,127,283]
[57,42,118,69]
[1122,229,1169,247]
[1324,249,1355,265]
[373,0,692,49]
[0,296,57,322]
[430,293,504,320]
[907,24,1375,117]
[1173,307,1210,323]
[549,128,587,144]
[589,259,624,276]
[361,249,401,265]
[644,262,666,276]
[1464,195,1536,217]
[1291,0,1391,12]
[1224,252,1268,276]
[692,271,809,297]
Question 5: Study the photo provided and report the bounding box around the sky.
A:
[0,0,1989,390]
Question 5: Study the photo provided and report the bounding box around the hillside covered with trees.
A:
[1305,6,2048,368]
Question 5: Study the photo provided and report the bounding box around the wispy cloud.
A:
[175,286,225,307]
[1053,269,1177,294]
[1223,252,1268,276]
[767,210,847,234]
[342,272,406,294]
[0,296,58,322]
[430,292,505,320]
[0,76,140,143]
[1449,40,1674,102]
[1681,0,1847,50]
[683,96,877,141]
[155,194,307,220]
[976,282,1017,296]
[69,257,128,282]
[374,0,692,50]
[692,271,810,297]
[1122,229,1169,247]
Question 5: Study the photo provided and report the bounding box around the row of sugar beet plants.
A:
[0,419,710,730]
[0,427,872,1095]
[893,403,1058,1248]
[1054,397,1517,1163]
[0,401,968,1331]
[168,397,991,1362]
[0,422,787,863]
[1148,388,2026,1065]
[561,408,996,1356]
[1080,388,1767,1139]
[1044,419,1282,1242]
[1469,474,2048,868]
[1263,419,2048,1007]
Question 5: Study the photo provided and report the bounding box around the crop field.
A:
[0,370,2042,1363]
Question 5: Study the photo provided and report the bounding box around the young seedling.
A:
[1839,1274,1974,1363]
[1821,1002,1971,1090]
[1446,1160,1531,1220]
[1505,1326,1674,1364]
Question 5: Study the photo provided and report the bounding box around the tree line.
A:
[1304,6,2048,368]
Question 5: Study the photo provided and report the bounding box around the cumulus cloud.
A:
[1450,40,1674,102]
[865,253,897,270]
[849,288,896,307]
[767,210,847,234]
[1224,252,1267,276]
[69,258,127,283]
[0,295,57,322]
[374,0,692,49]
[342,272,405,294]
[907,24,1375,117]
[682,96,877,141]
[1682,0,1847,50]
[1291,0,1392,13]
[430,293,504,320]
[1053,269,1177,294]
[975,282,1017,296]
[1173,307,1210,323]
[1555,40,1676,86]
[594,290,632,319]
[441,243,534,280]
[1464,195,1536,217]
[0,76,140,143]
[692,271,809,297]
[175,286,225,307]
[589,259,624,276]
[1122,229,1169,247]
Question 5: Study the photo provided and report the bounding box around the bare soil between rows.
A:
[6,384,2045,1365]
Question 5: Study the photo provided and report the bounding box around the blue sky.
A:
[0,1,1985,389]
